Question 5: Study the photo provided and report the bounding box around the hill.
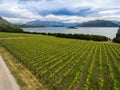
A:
[0,17,13,26]
[0,16,23,33]
[80,20,119,27]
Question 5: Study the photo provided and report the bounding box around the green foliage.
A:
[0,33,120,90]
[113,38,120,43]
[116,28,120,38]
[113,28,120,43]
[53,33,108,41]
[23,32,109,41]
[0,25,24,33]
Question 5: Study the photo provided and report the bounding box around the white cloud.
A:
[99,9,120,15]
[0,0,120,23]
[4,14,120,24]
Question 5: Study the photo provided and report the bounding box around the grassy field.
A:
[0,32,34,38]
[0,32,120,90]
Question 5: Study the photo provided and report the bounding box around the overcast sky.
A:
[0,0,120,23]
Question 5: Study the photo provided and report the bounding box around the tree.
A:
[113,27,120,43]
[116,27,120,38]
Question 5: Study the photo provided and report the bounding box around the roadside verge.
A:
[0,55,20,90]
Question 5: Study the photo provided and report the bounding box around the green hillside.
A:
[0,33,120,90]
[0,17,23,33]
[0,17,13,25]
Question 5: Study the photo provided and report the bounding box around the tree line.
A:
[24,31,109,41]
[0,25,24,33]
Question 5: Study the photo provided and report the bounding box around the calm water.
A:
[23,27,118,39]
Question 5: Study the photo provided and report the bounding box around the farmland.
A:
[0,33,120,90]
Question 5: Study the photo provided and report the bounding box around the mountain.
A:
[26,20,119,27]
[0,16,23,33]
[26,20,80,27]
[26,20,64,27]
[80,20,119,27]
[113,21,120,26]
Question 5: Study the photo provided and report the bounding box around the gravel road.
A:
[0,55,20,90]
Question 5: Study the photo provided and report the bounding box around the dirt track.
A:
[0,55,20,90]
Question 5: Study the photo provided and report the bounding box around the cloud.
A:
[0,0,120,23]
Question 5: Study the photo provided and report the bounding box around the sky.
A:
[0,0,120,23]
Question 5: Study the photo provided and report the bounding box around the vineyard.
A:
[0,33,120,90]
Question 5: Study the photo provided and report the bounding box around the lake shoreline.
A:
[23,27,118,39]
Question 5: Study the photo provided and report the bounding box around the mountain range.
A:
[25,20,119,27]
[26,20,80,27]
[0,16,119,27]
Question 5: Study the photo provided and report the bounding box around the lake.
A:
[23,27,118,39]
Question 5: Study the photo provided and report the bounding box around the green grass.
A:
[0,32,120,90]
[0,32,35,38]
